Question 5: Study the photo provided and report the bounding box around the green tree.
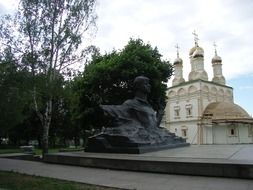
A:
[79,38,173,131]
[0,0,97,156]
[0,48,33,144]
[49,79,82,148]
[61,76,84,146]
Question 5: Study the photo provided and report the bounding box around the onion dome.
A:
[189,46,197,56]
[212,55,222,63]
[189,31,204,57]
[212,45,222,63]
[174,57,183,65]
[192,46,204,58]
[189,45,204,56]
[174,44,183,65]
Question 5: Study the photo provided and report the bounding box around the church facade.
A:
[164,35,253,144]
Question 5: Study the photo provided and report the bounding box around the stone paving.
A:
[1,145,253,190]
[143,144,253,160]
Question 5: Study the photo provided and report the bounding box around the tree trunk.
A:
[37,136,41,149]
[42,99,52,158]
[42,122,49,156]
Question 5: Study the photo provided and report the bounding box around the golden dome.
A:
[212,55,222,64]
[189,46,204,56]
[203,102,250,120]
[212,43,222,63]
[189,46,197,56]
[173,57,183,65]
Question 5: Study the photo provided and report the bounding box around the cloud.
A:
[2,0,253,81]
[95,0,253,82]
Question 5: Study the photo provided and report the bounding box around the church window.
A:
[175,110,179,116]
[228,125,237,137]
[174,106,180,119]
[181,127,188,138]
[185,104,193,117]
[187,108,192,116]
[231,129,235,135]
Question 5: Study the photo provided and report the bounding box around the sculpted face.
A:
[134,76,151,94]
[141,78,151,93]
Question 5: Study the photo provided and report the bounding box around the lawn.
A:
[0,148,22,154]
[0,148,58,155]
[0,171,122,190]
[0,147,83,155]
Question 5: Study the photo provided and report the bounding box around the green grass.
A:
[34,148,60,155]
[0,171,122,190]
[0,148,22,154]
[0,147,82,155]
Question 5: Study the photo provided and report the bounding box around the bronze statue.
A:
[85,76,188,153]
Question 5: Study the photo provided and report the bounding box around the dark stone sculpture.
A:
[85,76,189,153]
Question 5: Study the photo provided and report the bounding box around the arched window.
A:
[181,126,188,138]
[228,125,237,137]
[185,104,193,117]
[231,129,235,135]
[174,106,180,119]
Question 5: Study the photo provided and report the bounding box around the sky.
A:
[0,0,253,116]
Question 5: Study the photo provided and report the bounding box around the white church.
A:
[164,33,253,144]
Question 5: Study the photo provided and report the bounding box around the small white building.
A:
[164,35,253,144]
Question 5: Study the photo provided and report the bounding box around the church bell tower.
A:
[172,44,185,86]
[188,31,208,81]
[212,42,226,85]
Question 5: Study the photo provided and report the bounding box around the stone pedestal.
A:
[85,130,189,154]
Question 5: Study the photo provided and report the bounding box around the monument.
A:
[85,76,188,153]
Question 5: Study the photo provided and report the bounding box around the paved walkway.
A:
[0,157,253,190]
[61,144,253,163]
[142,144,253,161]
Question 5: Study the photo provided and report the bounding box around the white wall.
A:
[165,80,235,145]
[206,124,253,144]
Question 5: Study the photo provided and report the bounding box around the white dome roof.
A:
[203,102,250,120]
[189,46,204,57]
[192,46,204,58]
[212,55,222,63]
[173,57,183,65]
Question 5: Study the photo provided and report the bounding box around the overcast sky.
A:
[1,0,253,115]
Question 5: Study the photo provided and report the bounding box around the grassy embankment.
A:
[0,171,122,190]
[0,147,83,155]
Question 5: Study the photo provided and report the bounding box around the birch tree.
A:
[0,0,97,156]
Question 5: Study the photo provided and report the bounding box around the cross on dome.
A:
[192,30,199,46]
[175,43,180,58]
[213,41,218,56]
